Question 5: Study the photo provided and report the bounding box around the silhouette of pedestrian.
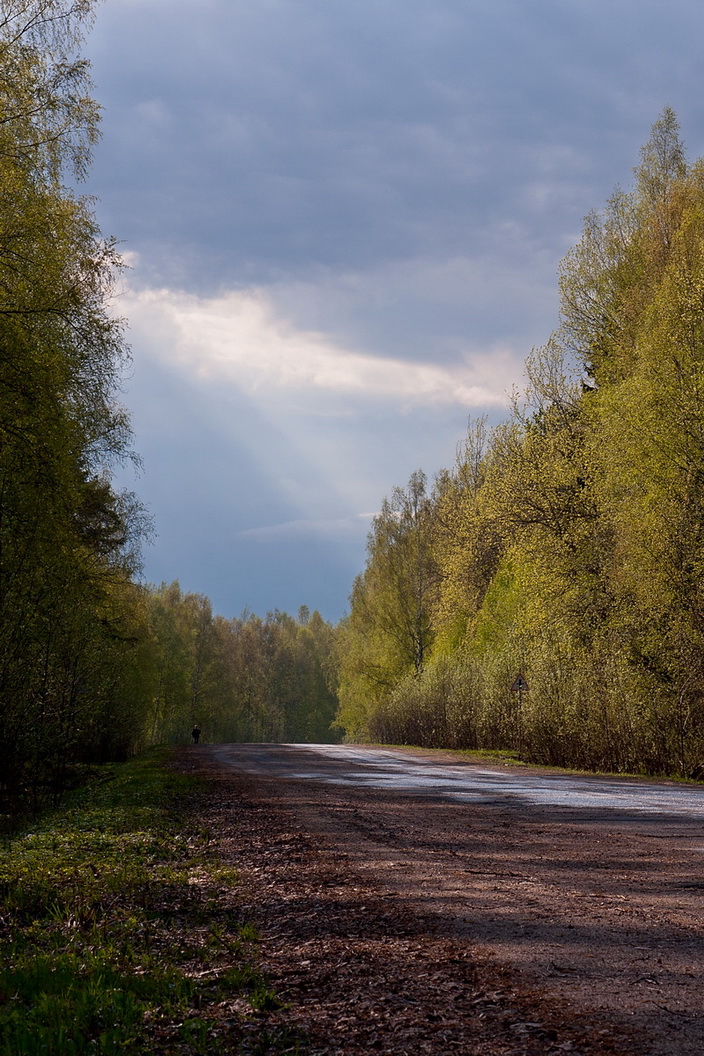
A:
[191,724,201,745]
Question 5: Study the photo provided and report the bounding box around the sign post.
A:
[510,673,529,712]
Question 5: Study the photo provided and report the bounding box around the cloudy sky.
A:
[84,0,704,621]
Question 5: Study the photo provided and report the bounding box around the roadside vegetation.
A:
[4,0,704,817]
[0,0,151,810]
[0,0,338,816]
[336,109,704,779]
[0,751,302,1055]
[140,587,339,748]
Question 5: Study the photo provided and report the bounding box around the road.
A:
[207,743,704,1055]
[217,741,704,816]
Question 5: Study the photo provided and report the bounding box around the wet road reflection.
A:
[216,743,704,817]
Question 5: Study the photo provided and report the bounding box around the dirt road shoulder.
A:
[176,747,650,1056]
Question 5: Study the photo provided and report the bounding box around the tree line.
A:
[139,583,338,747]
[4,0,704,806]
[0,0,150,809]
[0,1,335,814]
[336,109,704,777]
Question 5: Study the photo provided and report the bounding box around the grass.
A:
[0,751,305,1054]
[369,742,527,767]
[365,741,704,783]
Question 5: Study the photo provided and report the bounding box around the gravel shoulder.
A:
[176,744,704,1055]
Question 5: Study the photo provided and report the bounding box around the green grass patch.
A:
[368,743,528,767]
[367,742,701,781]
[0,751,303,1055]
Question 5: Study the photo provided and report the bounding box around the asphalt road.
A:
[215,742,704,818]
[209,742,704,1055]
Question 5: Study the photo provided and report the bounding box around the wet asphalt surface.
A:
[205,743,704,1055]
[214,742,704,819]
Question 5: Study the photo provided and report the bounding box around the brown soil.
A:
[176,744,704,1055]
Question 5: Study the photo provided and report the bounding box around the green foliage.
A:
[0,0,151,807]
[432,417,502,646]
[335,110,704,777]
[141,583,340,745]
[0,753,292,1055]
[336,471,439,738]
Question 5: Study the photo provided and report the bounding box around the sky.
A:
[83,0,704,622]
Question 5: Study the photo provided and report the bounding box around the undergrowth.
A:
[0,750,304,1054]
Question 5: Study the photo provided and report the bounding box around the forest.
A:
[3,0,704,815]
[337,107,704,777]
[0,0,337,811]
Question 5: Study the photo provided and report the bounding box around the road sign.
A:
[511,674,529,692]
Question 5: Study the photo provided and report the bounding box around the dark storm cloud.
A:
[93,0,704,618]
[89,0,702,292]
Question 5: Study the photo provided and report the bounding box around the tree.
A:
[0,0,148,805]
[141,588,340,746]
[334,111,704,775]
[336,471,438,738]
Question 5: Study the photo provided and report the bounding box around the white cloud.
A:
[117,249,141,270]
[122,285,516,409]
